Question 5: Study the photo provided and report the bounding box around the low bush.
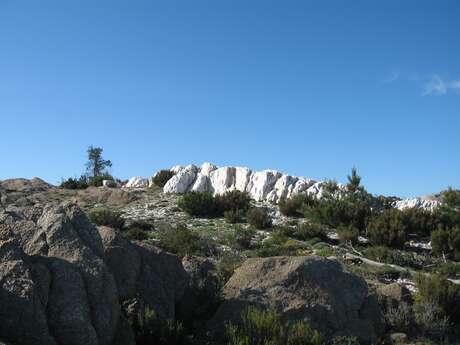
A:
[384,301,414,334]
[413,301,450,340]
[294,222,329,242]
[437,262,460,279]
[130,307,188,345]
[213,253,243,285]
[330,336,360,345]
[247,208,272,229]
[415,273,460,325]
[278,195,307,217]
[232,226,256,249]
[152,170,175,187]
[88,208,125,230]
[124,228,148,241]
[367,209,407,248]
[177,191,220,217]
[60,175,89,189]
[224,209,243,224]
[402,207,439,237]
[337,225,359,245]
[89,173,114,187]
[127,219,155,232]
[431,226,460,260]
[157,225,215,257]
[217,190,251,213]
[226,307,325,345]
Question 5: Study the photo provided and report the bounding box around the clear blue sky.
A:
[0,1,458,197]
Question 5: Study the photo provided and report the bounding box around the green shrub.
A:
[130,307,187,345]
[89,173,114,187]
[415,273,460,325]
[278,195,306,217]
[442,187,460,209]
[413,301,450,340]
[213,253,243,285]
[337,225,359,245]
[124,228,148,241]
[437,262,460,279]
[232,226,256,249]
[247,208,272,229]
[152,170,175,187]
[127,219,155,232]
[225,209,244,224]
[294,222,329,242]
[226,307,325,345]
[330,336,360,345]
[177,191,220,217]
[384,301,414,333]
[402,207,439,237]
[88,208,125,230]
[157,225,214,257]
[431,226,460,260]
[365,246,391,262]
[60,175,89,189]
[367,209,407,248]
[217,190,251,213]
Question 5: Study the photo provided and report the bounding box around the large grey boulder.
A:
[0,203,122,345]
[208,256,384,343]
[98,226,189,320]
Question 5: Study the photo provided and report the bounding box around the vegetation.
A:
[130,307,188,345]
[247,207,272,229]
[367,209,407,248]
[152,170,175,187]
[226,307,325,345]
[88,208,125,230]
[224,209,244,223]
[157,225,215,257]
[85,145,112,180]
[59,175,89,189]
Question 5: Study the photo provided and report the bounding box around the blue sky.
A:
[0,1,458,197]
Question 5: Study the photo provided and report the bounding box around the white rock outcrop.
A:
[124,176,149,188]
[394,198,442,211]
[163,164,198,194]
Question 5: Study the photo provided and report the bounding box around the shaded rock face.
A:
[98,226,189,320]
[0,203,187,345]
[208,256,384,343]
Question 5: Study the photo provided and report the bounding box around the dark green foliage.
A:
[346,167,362,193]
[442,187,460,209]
[431,226,460,260]
[226,307,325,345]
[415,273,460,325]
[157,225,214,257]
[124,228,148,241]
[213,254,243,285]
[224,209,244,223]
[178,191,221,217]
[402,207,439,237]
[153,170,175,187]
[60,175,89,189]
[294,222,329,241]
[278,195,306,217]
[178,190,252,218]
[88,208,125,230]
[217,190,251,213]
[437,262,460,279]
[85,145,112,179]
[247,207,272,229]
[232,226,256,249]
[337,225,359,245]
[89,173,114,187]
[331,336,360,345]
[130,307,188,345]
[127,219,155,232]
[367,209,407,248]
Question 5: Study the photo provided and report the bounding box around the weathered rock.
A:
[377,283,413,303]
[246,170,282,201]
[163,165,198,194]
[103,180,117,188]
[209,167,236,195]
[394,197,442,211]
[266,174,298,203]
[200,162,217,176]
[190,174,211,192]
[124,176,149,188]
[208,256,384,343]
[177,256,220,324]
[0,203,121,345]
[98,226,189,320]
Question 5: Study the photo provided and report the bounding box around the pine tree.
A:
[85,145,112,178]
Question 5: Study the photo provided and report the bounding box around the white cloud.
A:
[422,75,460,96]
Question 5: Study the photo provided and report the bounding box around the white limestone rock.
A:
[235,167,252,193]
[209,167,236,195]
[191,174,211,192]
[164,164,198,194]
[394,198,442,211]
[266,175,298,203]
[124,176,149,188]
[200,162,217,176]
[102,179,117,188]
[246,170,282,201]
